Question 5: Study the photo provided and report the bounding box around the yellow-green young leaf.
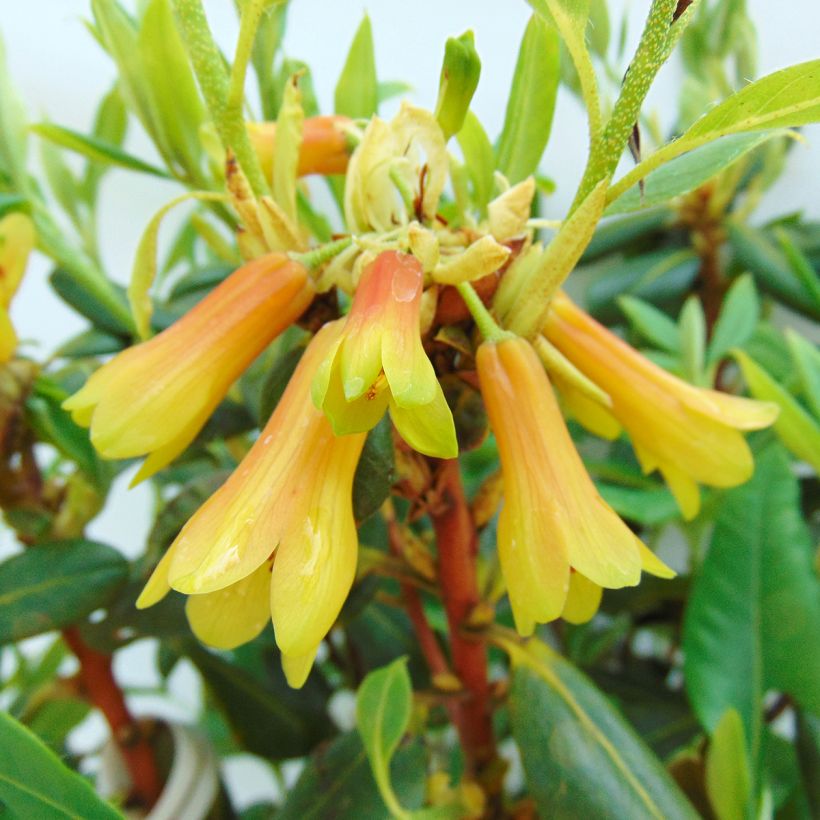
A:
[705,709,752,820]
[128,191,227,339]
[786,329,820,419]
[679,295,706,385]
[527,0,600,140]
[0,711,121,819]
[81,85,128,200]
[608,60,820,205]
[39,138,82,227]
[0,37,28,188]
[272,74,303,225]
[92,0,170,161]
[456,111,495,215]
[606,132,783,215]
[335,15,378,119]
[617,295,679,353]
[356,657,413,820]
[434,31,481,141]
[31,123,170,179]
[496,633,699,820]
[139,0,205,178]
[708,274,759,365]
[733,349,820,473]
[250,1,288,120]
[496,14,559,184]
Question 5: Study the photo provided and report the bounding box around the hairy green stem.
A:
[172,0,270,196]
[455,281,512,343]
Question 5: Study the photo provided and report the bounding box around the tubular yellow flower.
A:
[312,250,457,458]
[0,213,35,362]
[137,322,366,688]
[543,291,779,519]
[64,253,314,482]
[248,115,353,180]
[477,336,673,636]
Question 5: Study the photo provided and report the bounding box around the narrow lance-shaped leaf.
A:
[456,111,495,215]
[497,632,699,820]
[0,541,129,644]
[608,60,820,205]
[786,329,820,419]
[0,36,29,188]
[732,349,820,473]
[683,441,820,762]
[335,14,378,119]
[31,123,171,180]
[271,74,304,225]
[0,711,121,819]
[139,0,206,178]
[496,14,559,185]
[128,190,227,340]
[617,294,680,353]
[707,273,759,365]
[356,657,413,820]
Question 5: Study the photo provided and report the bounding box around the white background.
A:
[1,0,818,808]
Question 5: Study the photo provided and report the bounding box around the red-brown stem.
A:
[62,628,162,809]
[430,459,496,776]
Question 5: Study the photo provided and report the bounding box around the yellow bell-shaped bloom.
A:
[0,213,35,362]
[312,250,457,458]
[137,322,366,688]
[543,292,779,519]
[64,253,314,482]
[476,335,673,636]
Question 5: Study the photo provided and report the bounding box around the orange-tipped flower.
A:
[0,213,35,362]
[543,291,779,519]
[137,322,366,688]
[477,336,673,636]
[312,250,457,458]
[248,115,353,180]
[64,253,314,482]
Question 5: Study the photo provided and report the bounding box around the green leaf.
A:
[271,73,303,224]
[138,0,205,177]
[356,658,414,820]
[678,295,706,385]
[81,85,128,200]
[128,191,226,339]
[501,635,699,819]
[582,208,671,261]
[597,482,680,526]
[705,709,752,820]
[607,132,782,215]
[456,111,495,215]
[31,123,170,179]
[186,642,331,760]
[683,442,820,762]
[55,328,126,358]
[617,295,680,353]
[0,710,121,819]
[607,60,820,206]
[277,732,426,820]
[795,711,820,816]
[25,378,108,488]
[49,267,132,337]
[39,137,83,227]
[335,15,378,119]
[434,31,482,141]
[0,541,129,644]
[776,227,820,310]
[0,36,28,188]
[733,350,820,473]
[707,274,759,365]
[353,416,395,524]
[786,329,820,419]
[0,193,29,218]
[496,14,559,184]
[728,222,820,320]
